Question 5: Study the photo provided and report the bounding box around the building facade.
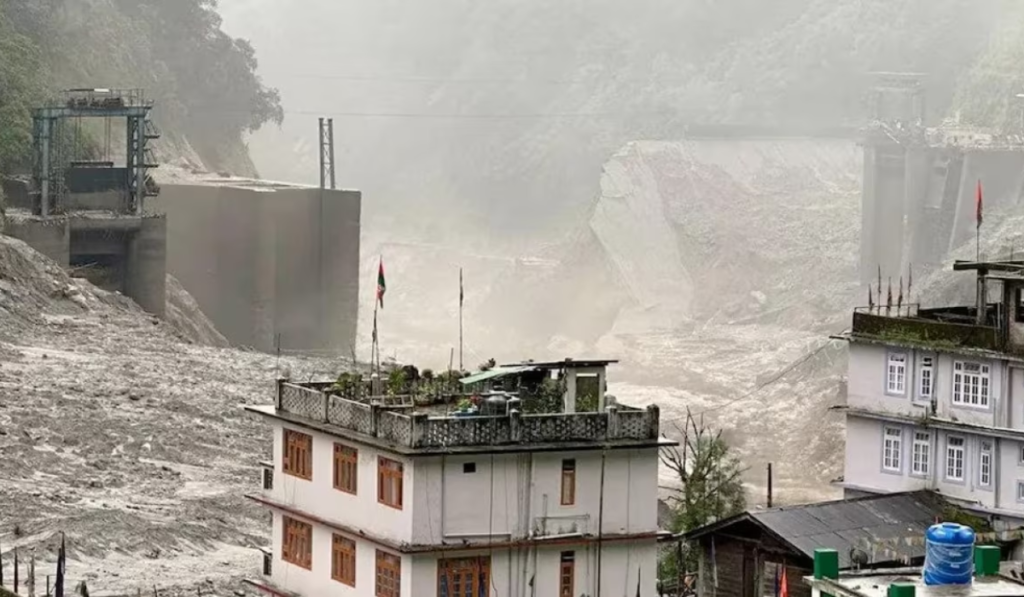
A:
[243,360,671,597]
[839,260,1024,529]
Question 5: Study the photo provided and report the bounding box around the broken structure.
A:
[861,73,1024,286]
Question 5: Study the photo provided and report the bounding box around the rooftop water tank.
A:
[481,395,508,416]
[923,522,975,585]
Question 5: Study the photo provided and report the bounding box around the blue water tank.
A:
[923,523,975,585]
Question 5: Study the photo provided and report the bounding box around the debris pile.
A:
[0,234,337,594]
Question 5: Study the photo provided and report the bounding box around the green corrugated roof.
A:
[459,365,537,385]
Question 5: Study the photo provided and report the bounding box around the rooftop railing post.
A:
[606,404,620,439]
[646,404,660,439]
[509,409,522,443]
[274,379,284,410]
[410,413,428,448]
[369,403,381,437]
[320,391,329,423]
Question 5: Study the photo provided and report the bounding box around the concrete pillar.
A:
[563,369,577,413]
[125,215,167,316]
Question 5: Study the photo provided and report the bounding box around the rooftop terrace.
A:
[847,260,1024,357]
[247,359,665,453]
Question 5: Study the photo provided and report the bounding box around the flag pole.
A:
[459,268,464,372]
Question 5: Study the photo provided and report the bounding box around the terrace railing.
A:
[276,380,660,449]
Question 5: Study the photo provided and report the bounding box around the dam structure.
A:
[3,89,361,355]
[152,177,360,355]
[861,73,1024,286]
[4,88,168,316]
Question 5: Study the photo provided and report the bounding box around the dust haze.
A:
[212,0,1012,501]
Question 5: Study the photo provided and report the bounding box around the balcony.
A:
[269,380,661,451]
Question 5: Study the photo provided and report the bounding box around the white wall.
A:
[411,449,659,546]
[407,541,658,597]
[270,423,414,543]
[847,343,1004,428]
[844,416,932,494]
[269,512,411,597]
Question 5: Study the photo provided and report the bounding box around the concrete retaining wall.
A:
[151,184,360,353]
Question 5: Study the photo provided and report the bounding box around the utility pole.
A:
[767,463,774,508]
[318,118,336,190]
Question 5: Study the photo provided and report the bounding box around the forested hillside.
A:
[0,0,281,177]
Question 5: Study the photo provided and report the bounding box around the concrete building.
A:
[151,178,360,353]
[859,73,1024,287]
[838,259,1024,529]
[242,359,672,597]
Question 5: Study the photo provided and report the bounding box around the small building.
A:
[683,491,947,597]
[837,259,1024,531]
[242,358,673,597]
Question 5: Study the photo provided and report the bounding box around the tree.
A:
[658,408,747,584]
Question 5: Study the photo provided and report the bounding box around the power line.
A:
[275,108,678,120]
[661,334,846,424]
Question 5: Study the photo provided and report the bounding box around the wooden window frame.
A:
[437,556,490,597]
[560,459,576,506]
[559,551,574,597]
[282,428,313,480]
[331,534,356,587]
[375,549,401,597]
[281,515,312,570]
[378,457,404,510]
[334,443,359,495]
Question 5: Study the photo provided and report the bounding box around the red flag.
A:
[976,180,983,228]
[780,566,789,597]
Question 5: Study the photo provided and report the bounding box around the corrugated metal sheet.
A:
[459,365,537,385]
[750,491,943,568]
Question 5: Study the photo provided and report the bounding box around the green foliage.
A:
[330,371,362,397]
[521,377,566,414]
[0,0,282,176]
[659,410,747,580]
[386,368,407,395]
[941,505,992,532]
[0,1,45,172]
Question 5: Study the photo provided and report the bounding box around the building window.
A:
[1017,482,1024,503]
[463,462,477,474]
[918,356,934,400]
[332,534,356,586]
[912,431,931,476]
[376,550,401,597]
[378,457,404,509]
[334,444,358,495]
[882,427,902,472]
[561,459,576,505]
[282,516,312,570]
[1019,444,1024,465]
[887,352,907,395]
[979,440,993,488]
[438,556,490,597]
[952,361,990,408]
[559,551,574,597]
[946,436,966,481]
[283,429,313,480]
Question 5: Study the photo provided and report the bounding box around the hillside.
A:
[0,0,282,178]
[223,0,1002,245]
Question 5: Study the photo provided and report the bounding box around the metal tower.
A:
[318,117,336,190]
[31,88,160,216]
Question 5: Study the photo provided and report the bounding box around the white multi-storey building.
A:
[243,359,672,597]
[839,259,1024,529]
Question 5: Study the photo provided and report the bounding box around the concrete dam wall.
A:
[151,183,360,353]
